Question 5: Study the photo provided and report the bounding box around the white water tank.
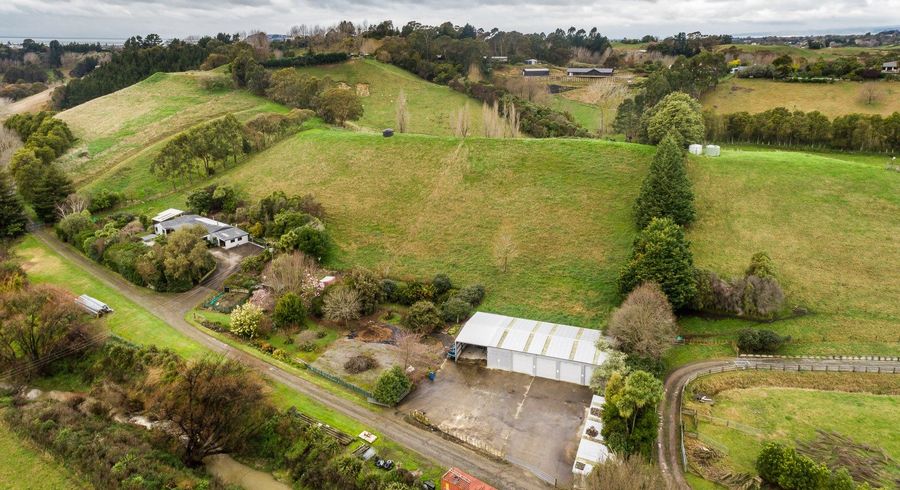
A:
[688,144,703,155]
[704,145,721,157]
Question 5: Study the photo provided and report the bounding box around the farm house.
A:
[451,312,608,386]
[566,67,614,78]
[153,210,250,250]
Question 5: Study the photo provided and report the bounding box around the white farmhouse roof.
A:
[152,208,185,223]
[456,312,608,366]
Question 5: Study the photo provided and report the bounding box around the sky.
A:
[1,0,899,40]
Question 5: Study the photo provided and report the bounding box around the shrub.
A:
[746,251,777,279]
[345,267,384,315]
[372,366,411,406]
[440,297,473,324]
[455,284,485,306]
[737,328,790,354]
[316,87,364,125]
[608,282,677,361]
[431,274,452,295]
[322,286,361,326]
[230,303,264,338]
[343,354,379,374]
[87,189,125,213]
[403,301,444,334]
[756,442,830,490]
[273,292,306,329]
[278,225,330,260]
[380,279,400,302]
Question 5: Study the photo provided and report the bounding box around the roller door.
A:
[559,361,584,385]
[512,352,534,375]
[535,357,558,380]
[488,348,512,371]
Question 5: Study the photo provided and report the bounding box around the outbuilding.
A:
[441,467,496,490]
[572,395,611,486]
[883,61,898,74]
[522,68,550,77]
[566,67,614,78]
[451,312,608,386]
[524,58,539,65]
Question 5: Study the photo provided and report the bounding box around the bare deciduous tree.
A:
[55,193,88,219]
[482,101,520,139]
[582,454,671,490]
[0,124,22,167]
[395,89,410,133]
[607,281,677,360]
[492,231,518,273]
[263,251,321,299]
[323,286,361,327]
[451,104,471,138]
[859,82,883,106]
[395,331,443,373]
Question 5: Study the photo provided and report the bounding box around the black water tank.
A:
[383,128,394,137]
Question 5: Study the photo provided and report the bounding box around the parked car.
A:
[374,458,394,470]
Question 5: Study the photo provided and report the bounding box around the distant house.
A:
[441,468,496,490]
[153,213,249,249]
[488,56,508,63]
[883,61,898,74]
[566,67,614,78]
[524,58,539,65]
[522,68,550,77]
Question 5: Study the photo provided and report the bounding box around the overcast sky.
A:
[1,0,899,40]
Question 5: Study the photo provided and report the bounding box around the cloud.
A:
[0,0,897,39]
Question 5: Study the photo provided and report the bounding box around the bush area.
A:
[0,82,48,101]
[55,210,215,292]
[261,52,349,68]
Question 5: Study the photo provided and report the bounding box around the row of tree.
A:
[151,114,245,185]
[707,108,900,152]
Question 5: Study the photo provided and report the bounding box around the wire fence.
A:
[299,361,374,399]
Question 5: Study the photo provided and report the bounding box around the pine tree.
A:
[0,169,27,238]
[618,217,696,309]
[31,164,74,223]
[634,132,695,229]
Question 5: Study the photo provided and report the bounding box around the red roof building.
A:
[441,468,496,490]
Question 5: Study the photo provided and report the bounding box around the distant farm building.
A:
[441,467,496,490]
[566,67,614,78]
[451,312,609,386]
[153,210,250,249]
[524,58,539,65]
[883,61,898,74]
[488,56,508,63]
[522,68,550,77]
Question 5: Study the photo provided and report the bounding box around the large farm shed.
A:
[452,312,608,386]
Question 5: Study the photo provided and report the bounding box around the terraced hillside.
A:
[56,71,287,198]
[295,59,484,136]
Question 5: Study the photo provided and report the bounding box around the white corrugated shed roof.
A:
[573,395,611,477]
[456,312,609,366]
[152,208,185,223]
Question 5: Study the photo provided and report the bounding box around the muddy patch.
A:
[205,454,290,490]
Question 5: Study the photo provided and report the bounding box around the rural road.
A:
[31,228,550,490]
[657,357,900,489]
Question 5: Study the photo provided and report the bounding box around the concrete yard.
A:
[401,361,593,486]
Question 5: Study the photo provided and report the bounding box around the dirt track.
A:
[0,85,58,119]
[32,228,550,490]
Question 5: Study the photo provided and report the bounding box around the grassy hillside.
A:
[295,59,484,136]
[56,71,286,198]
[702,77,900,117]
[108,129,900,360]
[716,43,900,61]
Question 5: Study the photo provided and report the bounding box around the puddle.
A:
[204,454,290,490]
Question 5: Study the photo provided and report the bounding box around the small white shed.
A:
[688,144,703,155]
[704,145,721,157]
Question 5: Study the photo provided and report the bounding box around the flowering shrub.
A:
[230,303,263,338]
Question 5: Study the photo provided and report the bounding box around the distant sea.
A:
[0,36,129,46]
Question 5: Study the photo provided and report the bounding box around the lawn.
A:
[15,235,205,359]
[295,59,484,136]
[685,373,900,487]
[0,416,85,490]
[55,71,287,199]
[702,77,900,118]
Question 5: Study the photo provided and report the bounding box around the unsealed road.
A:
[32,228,549,490]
